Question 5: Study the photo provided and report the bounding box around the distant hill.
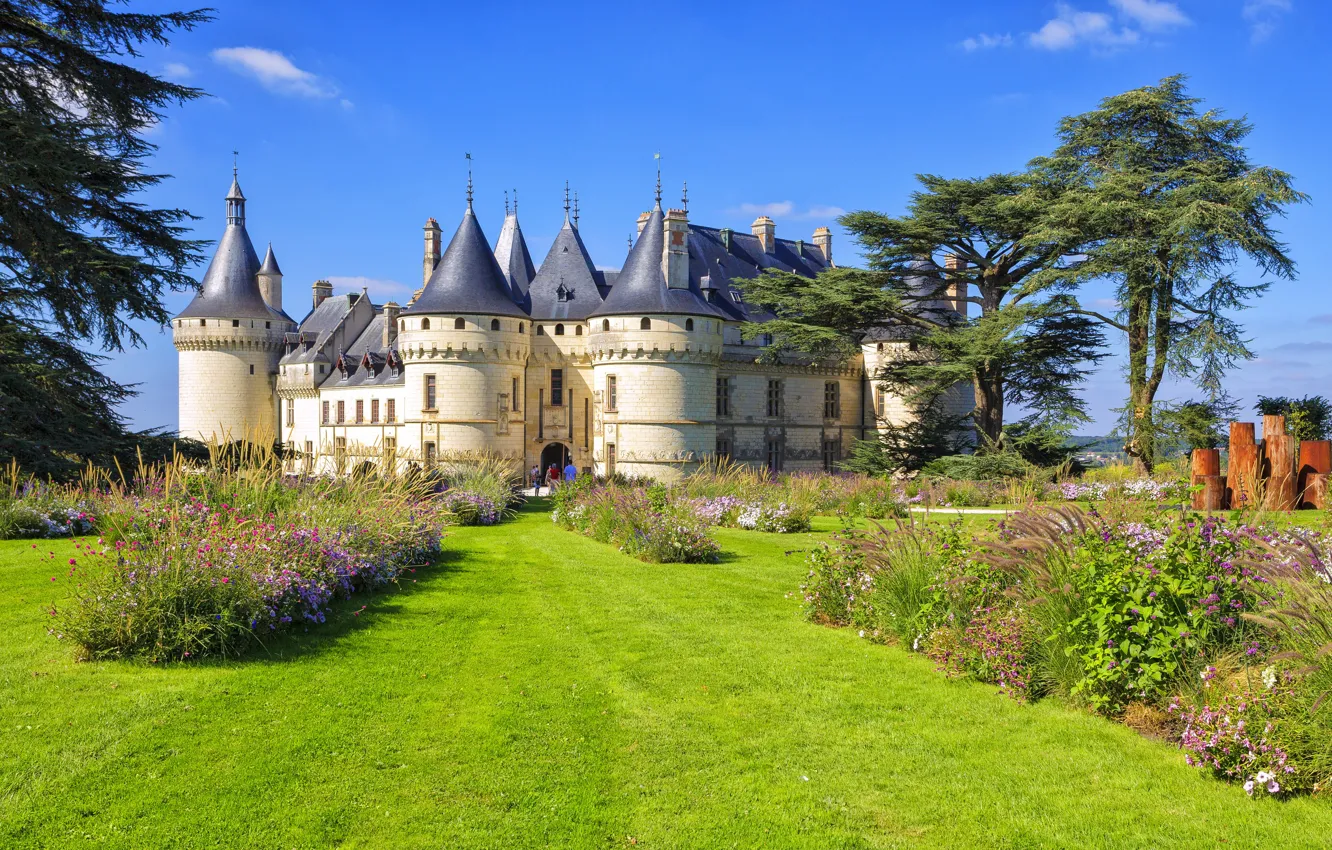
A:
[1072,435,1121,454]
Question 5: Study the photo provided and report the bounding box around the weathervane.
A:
[682,180,688,215]
[654,152,662,206]
[573,191,580,228]
[232,149,239,177]
[465,152,473,208]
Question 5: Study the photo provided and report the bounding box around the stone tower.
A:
[397,188,528,467]
[587,195,722,482]
[173,171,294,442]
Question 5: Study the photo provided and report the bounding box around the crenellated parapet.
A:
[173,321,290,353]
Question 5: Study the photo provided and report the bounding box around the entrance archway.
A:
[540,442,571,477]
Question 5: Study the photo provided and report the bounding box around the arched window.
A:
[536,325,545,335]
[422,318,431,330]
[491,319,500,331]
[877,343,883,352]
[575,325,583,336]
[602,319,610,332]
[685,318,694,331]
[518,323,525,334]
[454,317,465,330]
[640,317,651,330]
[555,324,565,336]
[400,320,405,331]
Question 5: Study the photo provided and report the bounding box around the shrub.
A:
[553,482,719,564]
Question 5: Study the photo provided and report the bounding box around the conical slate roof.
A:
[529,217,603,320]
[176,181,278,321]
[493,212,535,303]
[259,243,282,276]
[402,206,527,318]
[589,205,718,319]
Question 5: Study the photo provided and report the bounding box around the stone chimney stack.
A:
[423,218,442,287]
[752,216,775,254]
[636,211,652,237]
[383,302,400,349]
[664,208,690,290]
[944,254,967,318]
[312,279,332,310]
[812,226,833,267]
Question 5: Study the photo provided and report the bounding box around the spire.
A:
[653,152,662,209]
[409,204,527,318]
[528,202,603,320]
[259,242,282,276]
[226,155,246,225]
[573,191,580,229]
[589,200,716,320]
[465,152,473,211]
[494,201,536,302]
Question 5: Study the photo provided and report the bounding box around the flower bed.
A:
[552,480,719,563]
[801,506,1332,796]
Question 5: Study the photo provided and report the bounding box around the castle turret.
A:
[397,180,529,467]
[587,186,722,482]
[173,169,293,442]
[493,192,535,304]
[258,243,283,312]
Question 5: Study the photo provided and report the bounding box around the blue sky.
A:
[110,0,1328,435]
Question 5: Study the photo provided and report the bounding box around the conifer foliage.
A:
[0,1,210,475]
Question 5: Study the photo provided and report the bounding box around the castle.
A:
[174,170,971,481]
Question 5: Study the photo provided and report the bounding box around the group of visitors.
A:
[531,459,578,496]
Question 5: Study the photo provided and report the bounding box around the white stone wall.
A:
[174,319,289,442]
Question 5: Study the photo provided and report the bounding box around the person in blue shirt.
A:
[563,461,577,483]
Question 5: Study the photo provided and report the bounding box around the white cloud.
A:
[325,276,412,300]
[164,62,192,79]
[1243,0,1292,43]
[1110,0,1190,31]
[731,201,842,221]
[1029,4,1140,50]
[960,32,1013,51]
[340,98,355,110]
[212,47,339,99]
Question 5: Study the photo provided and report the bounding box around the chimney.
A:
[752,216,775,254]
[664,208,690,290]
[312,279,332,310]
[423,217,442,287]
[944,254,967,318]
[812,226,833,267]
[719,227,732,251]
[383,301,400,349]
[636,211,651,237]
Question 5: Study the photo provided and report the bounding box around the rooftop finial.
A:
[682,180,688,216]
[653,152,662,208]
[232,149,238,178]
[573,191,580,228]
[513,188,518,215]
[563,180,570,221]
[504,189,509,215]
[465,152,473,210]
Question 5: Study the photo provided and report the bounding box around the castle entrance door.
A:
[540,442,572,478]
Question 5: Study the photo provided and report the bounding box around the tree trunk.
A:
[972,366,1004,448]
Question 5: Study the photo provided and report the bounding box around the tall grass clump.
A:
[435,454,523,525]
[44,446,453,662]
[551,477,719,563]
[801,505,1332,795]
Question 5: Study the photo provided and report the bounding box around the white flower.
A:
[1255,770,1272,784]
[1262,665,1277,690]
[858,630,865,638]
[1267,780,1280,794]
[1244,780,1255,796]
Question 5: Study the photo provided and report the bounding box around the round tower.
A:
[397,188,528,468]
[173,171,293,443]
[587,199,721,482]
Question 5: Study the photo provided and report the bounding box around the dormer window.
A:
[556,282,573,302]
[730,292,743,303]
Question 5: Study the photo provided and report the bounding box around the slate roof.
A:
[588,206,721,319]
[321,314,404,388]
[493,212,536,304]
[259,243,282,276]
[403,205,528,318]
[279,294,356,365]
[528,217,604,320]
[176,179,291,322]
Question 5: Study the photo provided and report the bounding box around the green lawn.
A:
[2,503,1329,848]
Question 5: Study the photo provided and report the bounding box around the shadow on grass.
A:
[166,546,471,669]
